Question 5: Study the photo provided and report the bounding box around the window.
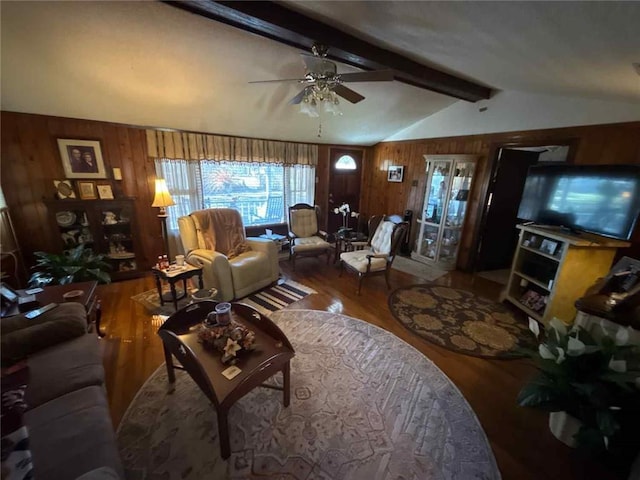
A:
[335,155,357,170]
[156,159,315,230]
[201,162,285,226]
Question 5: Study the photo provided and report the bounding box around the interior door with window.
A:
[328,148,363,235]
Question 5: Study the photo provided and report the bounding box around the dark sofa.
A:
[1,302,123,479]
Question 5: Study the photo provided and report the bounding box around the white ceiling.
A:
[1,1,638,146]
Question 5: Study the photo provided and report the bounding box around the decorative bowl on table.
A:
[197,316,256,365]
[62,289,84,301]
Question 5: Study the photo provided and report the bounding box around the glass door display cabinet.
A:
[45,198,143,281]
[411,155,477,270]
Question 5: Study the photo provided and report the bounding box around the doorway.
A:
[474,145,570,283]
[327,148,363,235]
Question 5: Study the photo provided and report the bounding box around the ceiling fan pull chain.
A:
[317,120,322,138]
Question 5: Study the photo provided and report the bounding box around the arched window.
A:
[335,155,357,170]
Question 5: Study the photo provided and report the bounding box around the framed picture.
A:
[77,181,97,200]
[53,180,76,199]
[97,184,114,200]
[57,139,106,179]
[387,165,404,183]
[540,238,559,256]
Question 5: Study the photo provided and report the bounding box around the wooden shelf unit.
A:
[503,225,629,325]
[45,198,144,281]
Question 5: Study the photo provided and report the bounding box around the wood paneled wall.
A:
[363,122,640,269]
[0,111,370,278]
[1,112,161,273]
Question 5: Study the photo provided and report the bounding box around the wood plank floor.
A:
[98,258,621,480]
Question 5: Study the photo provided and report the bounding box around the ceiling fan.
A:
[249,44,395,116]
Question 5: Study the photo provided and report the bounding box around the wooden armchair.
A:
[339,214,408,294]
[287,203,332,270]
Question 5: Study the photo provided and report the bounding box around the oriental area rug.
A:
[117,309,500,479]
[389,284,534,358]
[131,279,315,317]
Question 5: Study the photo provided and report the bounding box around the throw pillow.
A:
[1,364,33,480]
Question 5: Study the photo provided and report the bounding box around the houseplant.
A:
[518,317,640,455]
[28,244,111,286]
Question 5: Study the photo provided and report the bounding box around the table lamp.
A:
[151,178,175,258]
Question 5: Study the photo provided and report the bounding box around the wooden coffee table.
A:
[158,301,295,459]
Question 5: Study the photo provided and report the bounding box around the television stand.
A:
[502,225,630,325]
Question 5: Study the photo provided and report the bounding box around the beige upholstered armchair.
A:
[288,203,332,270]
[339,214,408,294]
[178,208,279,301]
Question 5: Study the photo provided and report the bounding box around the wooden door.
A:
[474,149,539,271]
[327,148,363,235]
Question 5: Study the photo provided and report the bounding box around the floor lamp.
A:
[151,178,175,260]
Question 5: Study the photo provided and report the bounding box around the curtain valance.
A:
[146,130,317,166]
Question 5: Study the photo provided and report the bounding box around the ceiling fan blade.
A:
[289,88,309,105]
[248,78,304,84]
[333,84,365,104]
[300,53,336,75]
[340,70,395,83]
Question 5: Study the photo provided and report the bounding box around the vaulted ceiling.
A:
[1,1,638,145]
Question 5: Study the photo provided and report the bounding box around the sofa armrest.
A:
[186,249,234,301]
[246,237,279,281]
[1,303,87,366]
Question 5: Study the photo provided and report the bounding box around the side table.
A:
[19,281,102,336]
[151,263,204,311]
[334,231,369,263]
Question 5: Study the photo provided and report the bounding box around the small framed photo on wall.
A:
[77,181,97,200]
[97,184,114,200]
[58,139,107,179]
[387,166,404,183]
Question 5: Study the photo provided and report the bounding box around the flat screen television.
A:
[517,164,640,241]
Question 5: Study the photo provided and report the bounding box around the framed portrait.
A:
[97,184,114,200]
[77,181,97,200]
[57,139,106,179]
[53,179,76,199]
[387,165,404,183]
[540,239,559,256]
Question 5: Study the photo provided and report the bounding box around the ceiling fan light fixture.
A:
[300,96,319,117]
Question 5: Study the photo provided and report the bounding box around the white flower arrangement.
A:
[333,203,359,230]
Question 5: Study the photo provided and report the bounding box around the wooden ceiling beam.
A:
[165,0,492,102]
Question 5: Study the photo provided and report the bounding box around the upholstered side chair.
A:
[178,208,279,301]
[339,214,408,294]
[287,203,332,270]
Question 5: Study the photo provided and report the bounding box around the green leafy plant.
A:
[518,317,640,453]
[28,244,111,286]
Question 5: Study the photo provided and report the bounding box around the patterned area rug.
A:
[117,310,500,479]
[388,284,534,358]
[131,279,316,317]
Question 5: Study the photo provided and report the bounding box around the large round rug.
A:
[388,285,533,358]
[117,309,500,479]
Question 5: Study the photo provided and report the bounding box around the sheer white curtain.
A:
[284,165,315,208]
[154,159,315,255]
[155,159,202,255]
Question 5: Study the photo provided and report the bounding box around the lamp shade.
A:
[151,178,175,208]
